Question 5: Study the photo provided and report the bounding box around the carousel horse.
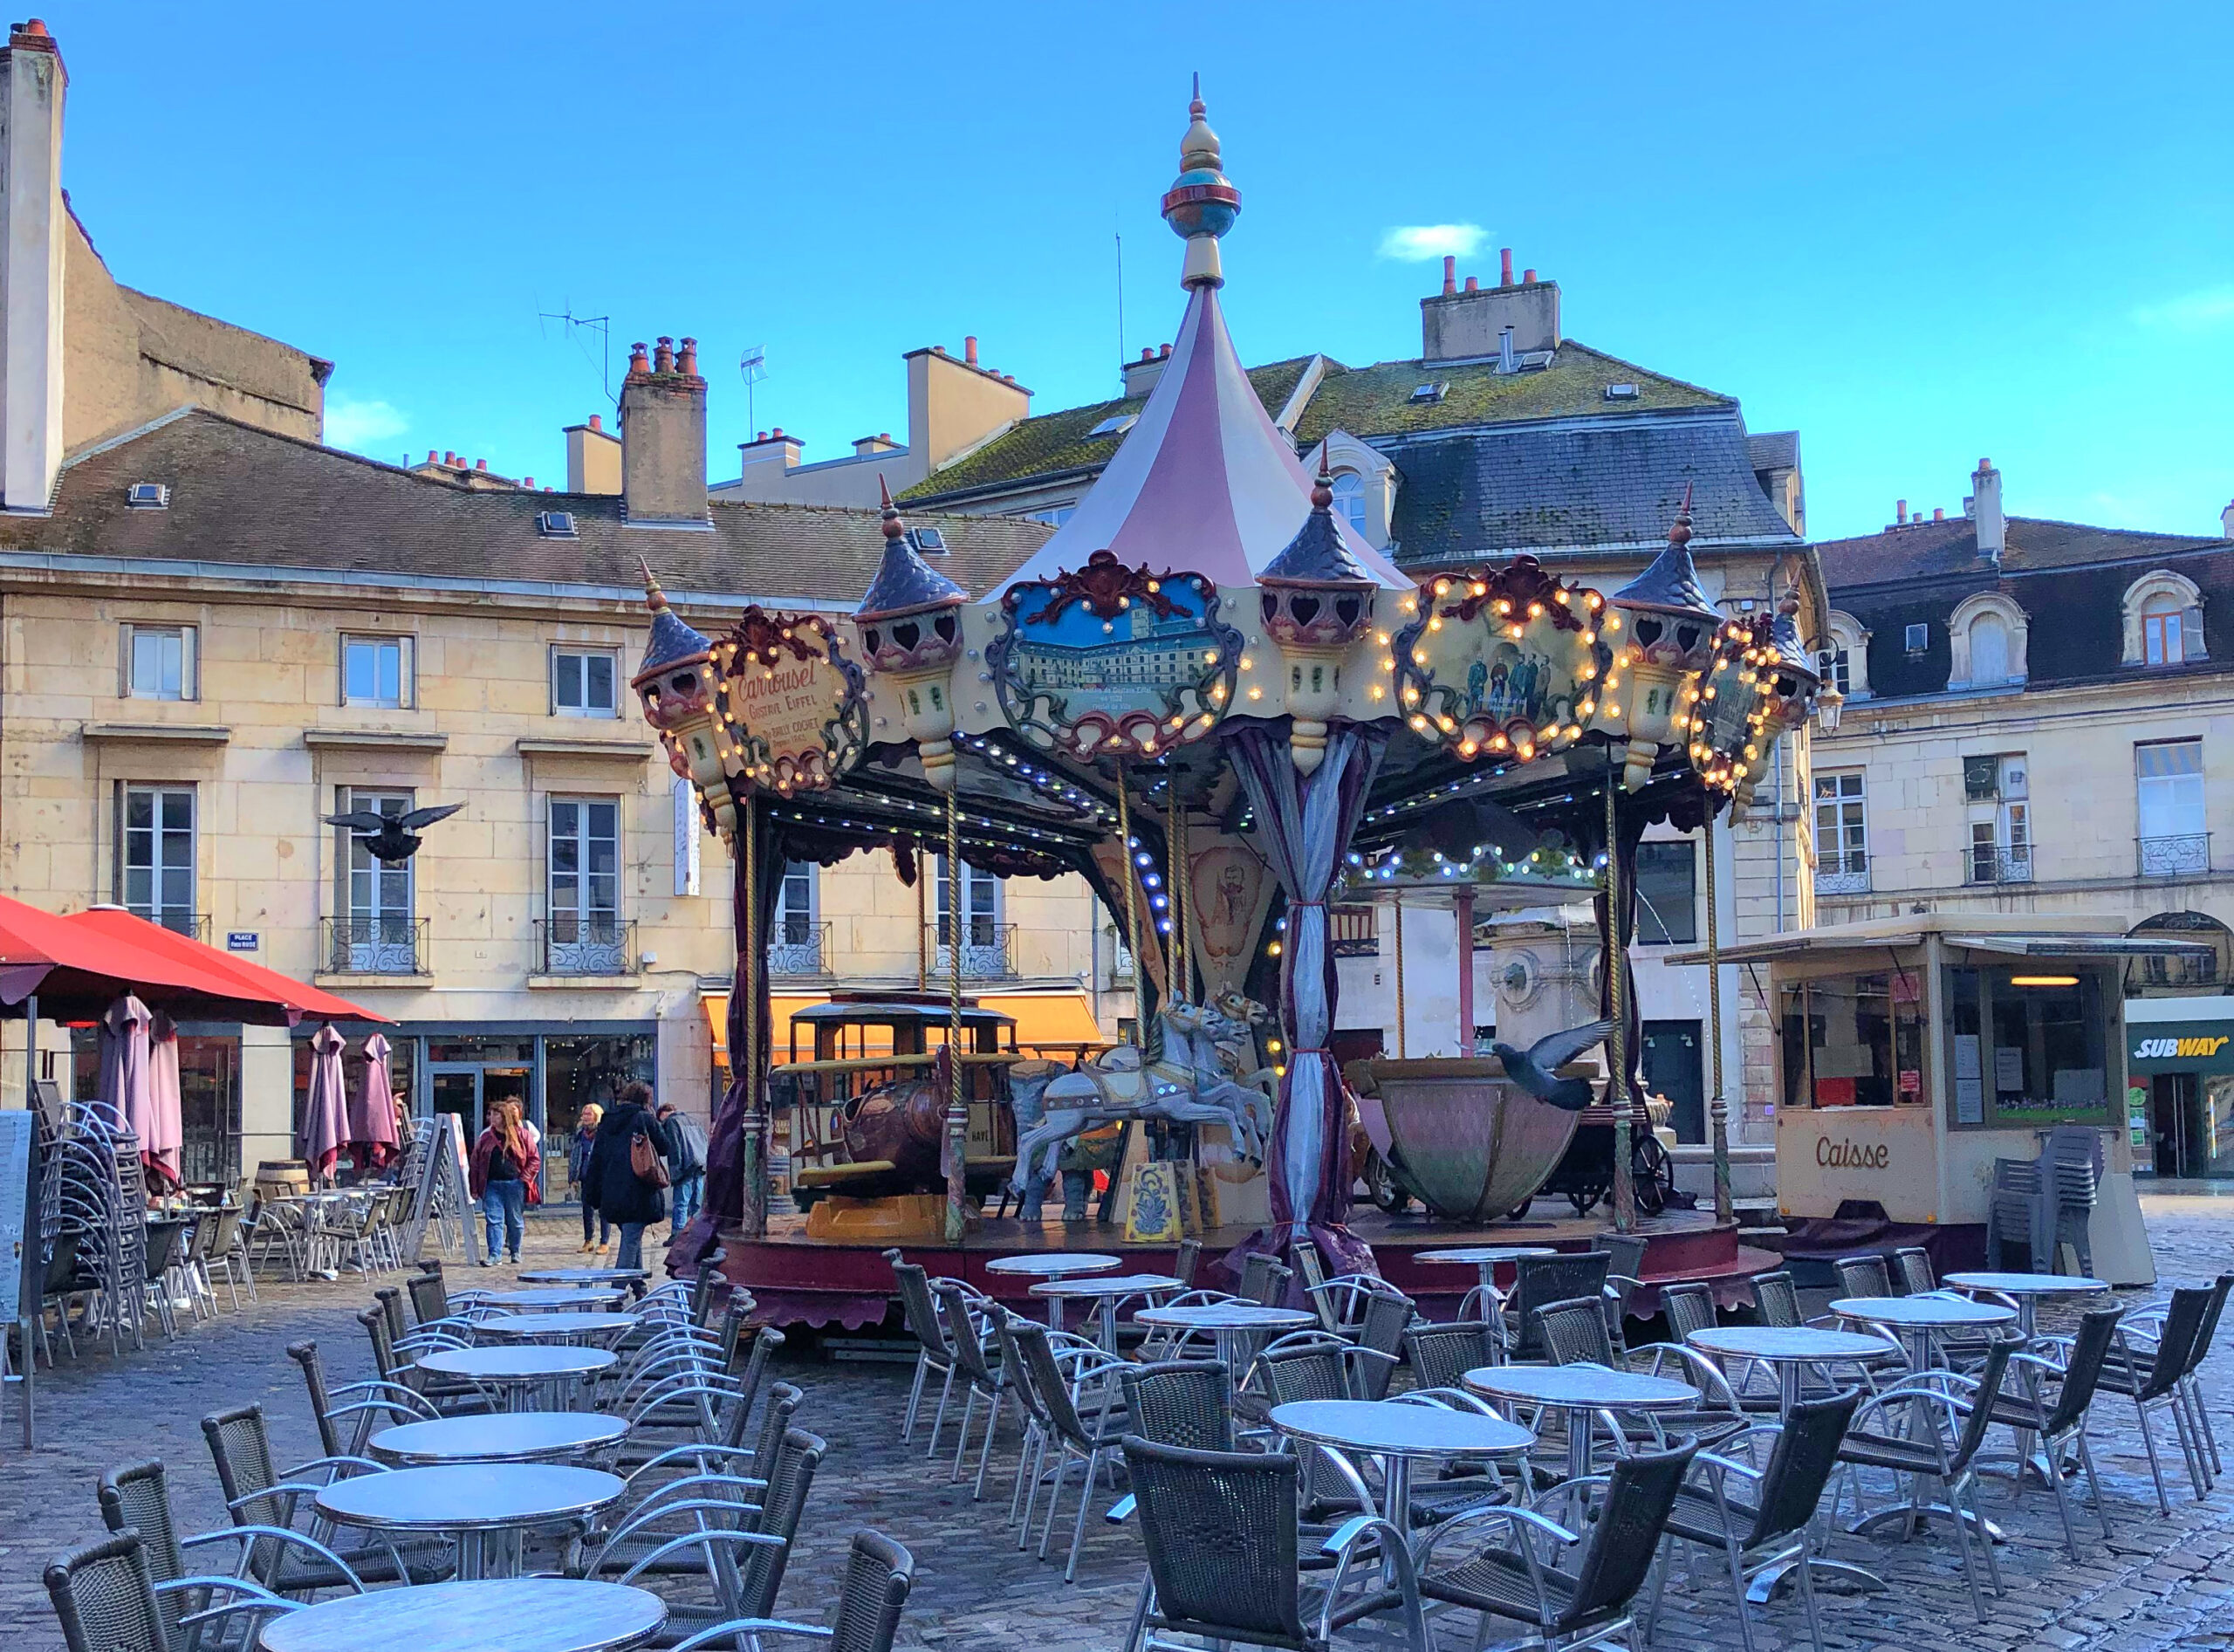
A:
[1006,995,1276,1222]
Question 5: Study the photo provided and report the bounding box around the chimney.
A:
[1497,326,1517,374]
[1970,457,2004,560]
[618,332,709,523]
[851,432,898,456]
[0,18,63,511]
[1121,341,1174,398]
[1523,268,1537,284]
[564,414,621,495]
[1896,499,1907,525]
[2222,499,2234,540]
[1422,250,1560,363]
[1932,507,1944,521]
[1442,255,1457,297]
[736,428,803,480]
[906,340,1030,476]
[963,335,978,367]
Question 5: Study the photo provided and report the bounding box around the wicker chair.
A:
[1404,1320,1500,1392]
[882,1253,959,1450]
[1595,1233,1648,1352]
[1975,1306,2121,1554]
[45,1530,298,1652]
[1832,1254,1893,1299]
[1500,1254,1609,1361]
[1120,1435,1426,1652]
[1348,1288,1415,1401]
[1751,1270,1803,1327]
[95,1458,320,1649]
[2122,1272,2233,1484]
[612,1381,803,1543]
[1661,1282,1718,1344]
[1839,1339,2018,1619]
[1238,1251,1293,1307]
[1120,1361,1233,1451]
[668,1527,915,1652]
[1534,1295,1746,1453]
[1170,1238,1201,1289]
[1414,1437,1697,1652]
[1651,1390,1861,1652]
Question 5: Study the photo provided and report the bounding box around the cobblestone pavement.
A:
[6,1198,2234,1650]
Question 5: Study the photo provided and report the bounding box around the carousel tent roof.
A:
[986,281,1410,598]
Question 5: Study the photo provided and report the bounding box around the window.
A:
[1905,623,1929,655]
[1633,840,1696,946]
[1948,593,2028,689]
[118,785,195,931]
[2137,739,2208,875]
[1022,504,1076,528]
[547,797,622,970]
[2122,569,2206,667]
[552,647,620,717]
[1963,754,2030,882]
[1778,968,1926,1109]
[336,788,418,970]
[2145,604,2183,666]
[341,634,414,709]
[768,860,825,974]
[1330,470,1367,536]
[932,855,1010,976]
[123,624,195,701]
[1946,966,2109,1128]
[1817,647,1850,696]
[1970,614,2009,681]
[1813,771,1868,889]
[1819,612,1872,699]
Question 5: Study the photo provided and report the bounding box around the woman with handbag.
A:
[586,1080,667,1272]
[469,1099,539,1265]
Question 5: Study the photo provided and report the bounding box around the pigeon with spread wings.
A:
[1489,1018,1614,1112]
[323,802,465,865]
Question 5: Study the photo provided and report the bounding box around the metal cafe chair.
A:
[96,1459,323,1649]
[2094,1288,2215,1511]
[668,1528,915,1652]
[285,1339,437,1460]
[1975,1306,2123,1557]
[46,1528,298,1652]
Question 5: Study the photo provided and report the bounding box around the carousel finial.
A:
[1669,481,1694,547]
[1162,75,1240,290]
[640,557,670,612]
[878,476,906,539]
[1311,440,1334,513]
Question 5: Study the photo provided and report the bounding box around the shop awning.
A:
[703,989,1107,1065]
[2127,999,2234,1074]
[65,908,391,1024]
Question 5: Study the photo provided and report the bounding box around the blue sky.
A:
[50,2,2234,541]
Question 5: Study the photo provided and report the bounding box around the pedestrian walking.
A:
[656,1102,708,1234]
[569,1102,609,1254]
[469,1098,538,1265]
[586,1080,667,1272]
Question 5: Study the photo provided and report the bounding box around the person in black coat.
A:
[586,1080,667,1269]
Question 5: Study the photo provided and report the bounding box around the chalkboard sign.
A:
[0,1110,30,1326]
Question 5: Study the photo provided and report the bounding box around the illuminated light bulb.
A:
[1381,657,1397,673]
[1586,593,1603,609]
[1240,655,1255,670]
[1369,684,1385,700]
[1429,616,1444,631]
[1402,686,1421,703]
[1435,580,1452,596]
[1410,716,1429,730]
[1460,739,1478,756]
[1555,590,1572,605]
[1412,649,1429,666]
[1375,631,1390,646]
[1581,630,1597,644]
[1247,686,1263,700]
[1495,599,1511,615]
[1527,602,1544,618]
[1606,614,1622,631]
[1606,703,1621,717]
[1471,581,1488,597]
[1268,941,1283,956]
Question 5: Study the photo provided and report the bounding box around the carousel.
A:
[636,87,1837,1328]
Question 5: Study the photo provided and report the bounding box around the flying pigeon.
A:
[323,802,465,865]
[1490,1018,1614,1112]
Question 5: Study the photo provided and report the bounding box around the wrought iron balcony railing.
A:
[536,916,637,976]
[1108,935,1136,986]
[1331,904,1381,957]
[1814,852,1871,895]
[2138,833,2210,879]
[928,919,1017,980]
[767,918,832,977]
[322,915,428,975]
[1965,847,2033,886]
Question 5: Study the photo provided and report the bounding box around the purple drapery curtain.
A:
[1227,722,1389,1272]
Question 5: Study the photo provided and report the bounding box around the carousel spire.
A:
[1161,74,1241,290]
[636,559,716,673]
[1261,440,1380,773]
[629,561,733,835]
[1603,483,1723,790]
[856,478,969,791]
[857,477,968,620]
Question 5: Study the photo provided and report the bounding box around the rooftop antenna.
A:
[739,346,768,434]
[1114,230,1125,385]
[538,300,613,402]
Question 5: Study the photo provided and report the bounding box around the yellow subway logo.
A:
[2132,1036,2231,1059]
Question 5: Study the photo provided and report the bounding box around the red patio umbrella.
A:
[63,907,390,1025]
[348,1032,401,1172]
[0,893,302,1024]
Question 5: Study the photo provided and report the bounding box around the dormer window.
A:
[1819,611,1872,699]
[2122,569,2206,667]
[1330,471,1367,535]
[1948,592,2028,690]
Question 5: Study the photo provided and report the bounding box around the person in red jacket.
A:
[469,1098,539,1265]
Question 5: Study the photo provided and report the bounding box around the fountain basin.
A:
[1347,1056,1580,1223]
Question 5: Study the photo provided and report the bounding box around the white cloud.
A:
[325,396,409,450]
[2132,285,2234,332]
[1376,223,1489,264]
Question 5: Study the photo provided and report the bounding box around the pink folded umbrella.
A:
[348,1032,401,1173]
[146,1010,185,1189]
[99,995,175,1189]
[299,1022,350,1183]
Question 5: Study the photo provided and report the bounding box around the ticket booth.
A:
[1676,914,2211,1286]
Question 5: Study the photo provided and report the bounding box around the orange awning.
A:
[702,990,1107,1066]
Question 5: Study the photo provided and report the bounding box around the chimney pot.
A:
[23,17,46,34]
[1140,346,1154,360]
[588,413,603,433]
[676,336,697,375]
[771,426,784,437]
[1441,255,1457,297]
[757,431,766,442]
[880,432,891,442]
[425,449,437,463]
[443,451,455,466]
[1933,506,1945,521]
[964,335,978,367]
[475,458,487,471]
[1463,275,1478,293]
[628,341,649,374]
[1523,268,1537,284]
[1500,247,1514,286]
[1160,342,1171,358]
[523,476,533,489]
[932,344,946,355]
[653,337,675,374]
[1896,499,1908,524]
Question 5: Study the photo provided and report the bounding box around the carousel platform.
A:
[714,1205,1778,1331]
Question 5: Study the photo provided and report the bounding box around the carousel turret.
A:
[1604,491,1720,791]
[855,478,970,791]
[1730,593,1822,813]
[631,561,736,836]
[1258,443,1378,774]
[1161,73,1240,290]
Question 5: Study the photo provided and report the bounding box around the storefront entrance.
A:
[2126,999,2234,1180]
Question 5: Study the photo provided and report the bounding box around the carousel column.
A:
[1703,792,1733,1225]
[737,796,766,1239]
[1454,889,1476,1056]
[1393,898,1407,1058]
[1606,761,1634,1232]
[943,790,970,1244]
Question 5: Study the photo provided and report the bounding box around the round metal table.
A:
[472,1286,627,1312]
[517,1267,652,1287]
[1686,1326,1897,1415]
[312,1463,624,1579]
[478,1311,638,1343]
[1829,1295,2015,1374]
[257,1577,663,1652]
[1461,1363,1697,1482]
[987,1252,1123,1328]
[1271,1398,1532,1546]
[1134,1302,1318,1372]
[1415,1246,1559,1340]
[416,1345,617,1412]
[1942,1272,2109,1335]
[368,1411,630,1466]
[1031,1272,1182,1347]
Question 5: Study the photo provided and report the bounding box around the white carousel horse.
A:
[1006,996,1276,1221]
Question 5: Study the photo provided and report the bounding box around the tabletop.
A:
[1688,1326,1894,1363]
[479,1312,639,1339]
[1415,1246,1559,1266]
[314,1464,624,1532]
[1134,1302,1319,1331]
[1463,1363,1699,1410]
[516,1268,651,1285]
[985,1253,1122,1278]
[1031,1272,1182,1299]
[368,1412,630,1466]
[257,1578,663,1652]
[417,1346,618,1381]
[1943,1272,2111,1297]
[1271,1399,1532,1458]
[474,1287,627,1310]
[1830,1296,2016,1329]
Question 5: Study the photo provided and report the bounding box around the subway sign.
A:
[2128,1027,2234,1074]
